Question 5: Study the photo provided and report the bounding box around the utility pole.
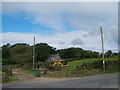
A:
[100,27,105,71]
[33,37,35,70]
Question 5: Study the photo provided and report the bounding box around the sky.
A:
[1,2,118,52]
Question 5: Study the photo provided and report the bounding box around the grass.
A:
[3,57,118,79]
[8,75,18,82]
[43,57,118,78]
[3,75,18,83]
[62,57,118,71]
[21,68,34,77]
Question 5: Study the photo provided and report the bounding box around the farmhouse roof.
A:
[47,54,63,62]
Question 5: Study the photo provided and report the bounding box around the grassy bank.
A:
[62,57,118,71]
[42,57,119,78]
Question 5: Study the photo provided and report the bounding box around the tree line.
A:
[2,43,119,66]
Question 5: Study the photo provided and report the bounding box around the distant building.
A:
[47,54,63,62]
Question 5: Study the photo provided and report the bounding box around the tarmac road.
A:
[2,73,119,88]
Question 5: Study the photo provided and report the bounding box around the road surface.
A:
[3,73,118,88]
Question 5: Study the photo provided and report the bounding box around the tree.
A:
[112,52,118,57]
[2,45,10,59]
[91,51,99,58]
[59,47,99,59]
[59,47,83,59]
[9,43,32,65]
[35,43,56,62]
[2,43,13,65]
[105,50,112,57]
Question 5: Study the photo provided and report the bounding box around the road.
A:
[3,73,118,88]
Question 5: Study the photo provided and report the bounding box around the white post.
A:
[100,27,105,71]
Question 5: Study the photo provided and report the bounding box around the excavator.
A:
[51,60,69,67]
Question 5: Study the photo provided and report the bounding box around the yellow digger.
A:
[51,60,69,67]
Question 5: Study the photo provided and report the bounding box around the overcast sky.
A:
[1,2,118,52]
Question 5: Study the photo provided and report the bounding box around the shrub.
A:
[48,66,54,70]
[105,60,119,72]
[2,65,12,76]
[76,60,119,72]
[91,61,103,69]
[22,63,33,69]
[62,61,68,65]
[76,61,103,70]
[40,62,51,71]
[53,65,62,71]
[40,68,48,75]
[2,72,9,82]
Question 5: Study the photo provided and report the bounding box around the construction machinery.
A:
[51,60,69,67]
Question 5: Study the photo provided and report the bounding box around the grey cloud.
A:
[60,42,65,45]
[3,2,117,16]
[71,38,84,45]
[83,30,100,38]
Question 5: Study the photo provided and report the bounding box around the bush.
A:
[105,60,119,72]
[76,61,103,70]
[91,61,103,69]
[40,68,48,75]
[13,63,24,68]
[61,61,68,65]
[22,63,33,69]
[53,65,62,71]
[2,72,9,82]
[42,61,51,68]
[2,65,12,76]
[48,66,54,70]
[76,60,119,72]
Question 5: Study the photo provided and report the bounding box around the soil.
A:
[12,68,34,80]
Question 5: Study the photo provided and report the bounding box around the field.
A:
[62,57,118,71]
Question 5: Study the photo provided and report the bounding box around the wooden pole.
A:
[33,37,35,70]
[100,27,105,71]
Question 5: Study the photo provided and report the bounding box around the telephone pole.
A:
[33,37,35,70]
[100,27,105,71]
